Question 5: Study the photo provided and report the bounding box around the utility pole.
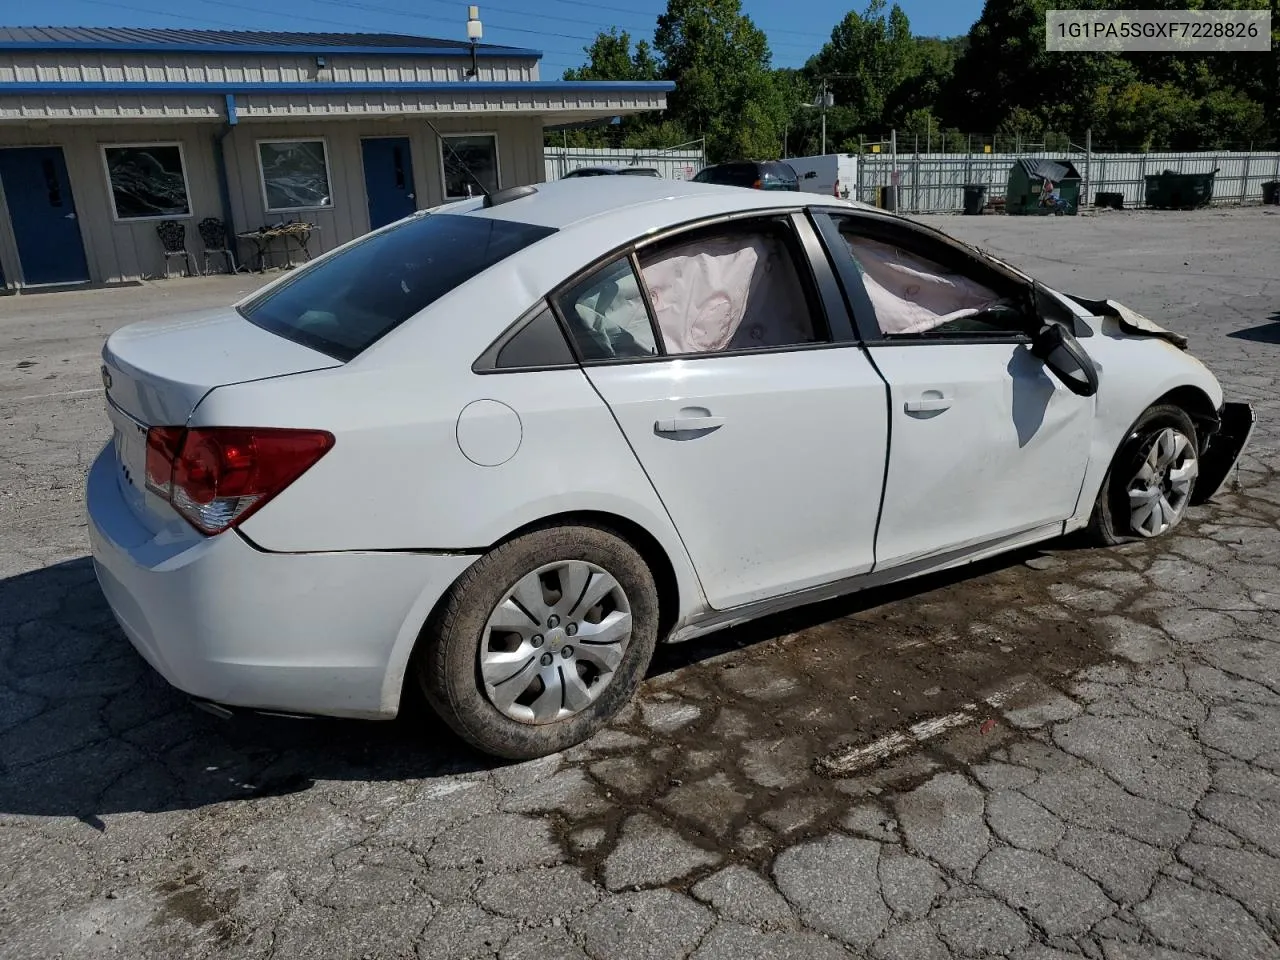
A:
[816,75,854,155]
[822,78,829,155]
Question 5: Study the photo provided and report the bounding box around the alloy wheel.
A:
[1127,426,1198,537]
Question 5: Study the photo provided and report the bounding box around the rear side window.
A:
[554,258,659,361]
[239,213,555,361]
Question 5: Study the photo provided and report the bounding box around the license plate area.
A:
[106,399,149,500]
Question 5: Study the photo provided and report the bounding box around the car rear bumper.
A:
[1192,401,1256,504]
[86,443,478,719]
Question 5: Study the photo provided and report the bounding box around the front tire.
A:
[417,525,659,760]
[1088,404,1199,545]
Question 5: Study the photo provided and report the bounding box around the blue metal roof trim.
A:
[0,80,676,94]
[0,26,541,58]
[0,41,543,58]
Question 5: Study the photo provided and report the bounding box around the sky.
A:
[10,0,985,76]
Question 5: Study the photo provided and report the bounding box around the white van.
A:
[786,154,859,200]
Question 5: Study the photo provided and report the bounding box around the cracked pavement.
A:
[2,208,1280,960]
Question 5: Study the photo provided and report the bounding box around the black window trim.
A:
[810,208,1038,348]
[471,300,577,374]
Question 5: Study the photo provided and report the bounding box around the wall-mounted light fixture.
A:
[466,6,482,79]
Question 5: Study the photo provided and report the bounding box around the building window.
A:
[441,134,499,200]
[257,140,333,212]
[101,143,191,220]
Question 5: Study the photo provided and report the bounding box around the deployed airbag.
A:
[843,236,1005,335]
[640,234,816,353]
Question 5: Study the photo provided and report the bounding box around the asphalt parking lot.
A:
[2,206,1279,960]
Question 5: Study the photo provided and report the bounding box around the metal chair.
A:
[155,220,197,278]
[197,217,238,274]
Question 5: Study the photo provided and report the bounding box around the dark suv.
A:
[691,160,800,191]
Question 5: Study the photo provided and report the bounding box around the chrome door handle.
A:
[904,397,951,413]
[655,416,726,434]
[64,212,77,219]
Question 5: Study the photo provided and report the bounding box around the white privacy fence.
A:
[855,150,1280,213]
[545,146,706,181]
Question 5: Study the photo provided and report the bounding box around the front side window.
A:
[239,213,555,361]
[835,221,1028,338]
[442,134,499,200]
[258,140,332,212]
[102,143,190,220]
[638,221,825,355]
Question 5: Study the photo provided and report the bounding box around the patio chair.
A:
[156,220,197,278]
[197,217,238,275]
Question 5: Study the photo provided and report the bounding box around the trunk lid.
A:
[102,308,341,426]
[101,308,341,533]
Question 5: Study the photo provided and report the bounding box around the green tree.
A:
[808,0,918,131]
[563,29,659,82]
[553,29,665,148]
[654,0,786,161]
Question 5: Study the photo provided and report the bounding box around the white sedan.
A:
[87,178,1254,759]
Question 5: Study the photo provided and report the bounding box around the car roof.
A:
[451,176,874,231]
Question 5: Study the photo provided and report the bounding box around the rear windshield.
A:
[693,163,758,187]
[238,213,556,361]
[762,162,798,184]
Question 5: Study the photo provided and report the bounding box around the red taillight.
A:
[752,178,763,189]
[143,426,334,535]
[145,426,183,497]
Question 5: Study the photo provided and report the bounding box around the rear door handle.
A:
[655,416,726,434]
[904,396,951,413]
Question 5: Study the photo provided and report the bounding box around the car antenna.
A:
[423,116,490,198]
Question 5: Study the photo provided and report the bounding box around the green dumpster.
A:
[1005,159,1081,215]
[1144,168,1218,209]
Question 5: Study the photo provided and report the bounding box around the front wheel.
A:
[417,525,659,759]
[1088,404,1199,545]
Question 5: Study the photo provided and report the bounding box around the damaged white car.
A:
[87,178,1254,759]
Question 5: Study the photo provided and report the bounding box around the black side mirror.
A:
[1032,323,1099,397]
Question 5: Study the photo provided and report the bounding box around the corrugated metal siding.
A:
[0,122,224,285]
[0,87,659,123]
[545,147,705,181]
[0,52,536,84]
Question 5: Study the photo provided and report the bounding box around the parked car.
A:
[89,177,1254,760]
[692,160,801,191]
[562,165,661,179]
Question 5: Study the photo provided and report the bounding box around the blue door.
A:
[361,137,417,231]
[0,147,90,285]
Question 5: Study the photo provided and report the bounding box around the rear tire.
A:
[417,525,659,760]
[1088,404,1199,545]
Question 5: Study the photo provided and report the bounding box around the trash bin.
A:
[1145,169,1218,209]
[1096,191,1124,210]
[1263,180,1280,206]
[962,184,987,215]
[1005,159,1081,215]
[878,185,897,212]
